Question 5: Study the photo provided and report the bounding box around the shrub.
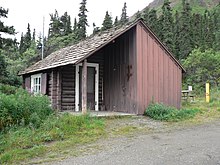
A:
[0,84,18,95]
[144,103,199,121]
[0,88,53,130]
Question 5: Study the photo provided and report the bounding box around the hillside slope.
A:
[148,0,220,13]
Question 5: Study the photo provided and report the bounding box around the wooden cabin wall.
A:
[48,69,59,110]
[136,23,182,114]
[103,27,138,114]
[60,65,75,111]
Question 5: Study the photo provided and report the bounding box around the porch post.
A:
[82,59,87,114]
[57,68,62,111]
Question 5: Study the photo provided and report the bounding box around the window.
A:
[31,74,41,94]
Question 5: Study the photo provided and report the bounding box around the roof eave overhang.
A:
[75,21,139,65]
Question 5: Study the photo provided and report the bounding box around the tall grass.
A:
[0,114,105,164]
[0,85,105,164]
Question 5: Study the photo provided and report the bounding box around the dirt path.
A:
[51,118,220,165]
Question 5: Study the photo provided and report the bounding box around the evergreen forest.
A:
[0,0,220,90]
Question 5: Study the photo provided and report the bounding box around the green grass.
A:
[112,126,138,135]
[181,97,220,124]
[144,103,199,122]
[0,114,105,164]
[145,87,220,123]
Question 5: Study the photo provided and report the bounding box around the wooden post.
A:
[51,70,56,109]
[57,69,62,111]
[82,59,87,114]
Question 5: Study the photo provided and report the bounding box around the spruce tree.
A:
[32,29,36,42]
[144,9,159,36]
[77,0,88,40]
[0,6,15,83]
[24,23,32,47]
[73,18,78,34]
[143,7,149,21]
[191,13,203,48]
[19,23,32,54]
[135,10,142,20]
[60,12,72,35]
[114,16,119,26]
[178,0,193,60]
[159,0,174,53]
[48,10,62,38]
[173,11,181,58]
[203,10,215,49]
[199,12,207,50]
[19,33,25,54]
[120,2,128,25]
[0,50,8,83]
[92,23,100,35]
[213,3,220,50]
[0,7,15,49]
[101,11,113,31]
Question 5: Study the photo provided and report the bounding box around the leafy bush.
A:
[144,103,199,121]
[183,49,220,90]
[0,84,18,95]
[0,88,53,130]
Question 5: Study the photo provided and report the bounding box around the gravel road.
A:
[53,120,220,165]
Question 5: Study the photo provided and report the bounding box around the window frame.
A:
[31,74,42,94]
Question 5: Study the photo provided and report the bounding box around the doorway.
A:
[75,63,99,112]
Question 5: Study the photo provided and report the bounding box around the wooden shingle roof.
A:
[20,21,137,75]
[20,19,185,75]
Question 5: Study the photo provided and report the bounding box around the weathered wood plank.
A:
[82,59,87,114]
[57,69,62,111]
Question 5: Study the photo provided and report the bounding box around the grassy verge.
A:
[0,114,105,164]
[181,98,220,124]
[145,88,220,124]
[180,87,220,124]
[144,103,199,122]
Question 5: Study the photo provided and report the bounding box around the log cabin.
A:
[20,19,185,114]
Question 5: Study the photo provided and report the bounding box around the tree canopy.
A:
[101,11,113,31]
[1,1,220,89]
[77,0,88,40]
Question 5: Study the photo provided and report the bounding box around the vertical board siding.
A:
[104,27,137,114]
[136,24,143,112]
[159,46,164,103]
[136,23,182,114]
[154,41,159,102]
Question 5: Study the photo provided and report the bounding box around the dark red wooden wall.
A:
[136,23,182,114]
[103,27,138,114]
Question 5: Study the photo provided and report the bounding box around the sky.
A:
[1,0,153,40]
